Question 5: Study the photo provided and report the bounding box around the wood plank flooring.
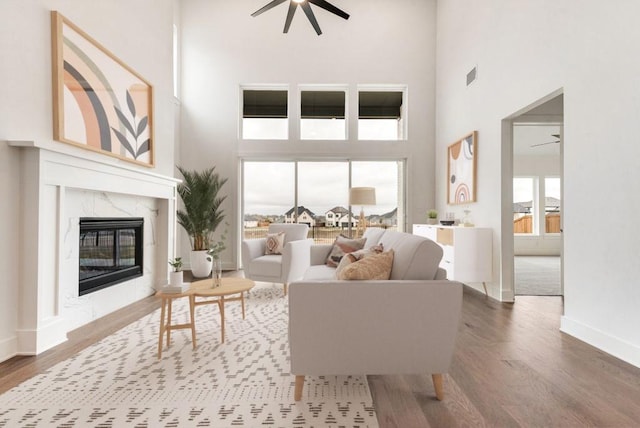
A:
[2,282,640,427]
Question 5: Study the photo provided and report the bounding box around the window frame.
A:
[239,85,290,140]
[298,85,349,141]
[357,85,408,141]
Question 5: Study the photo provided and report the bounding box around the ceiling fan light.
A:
[293,0,305,3]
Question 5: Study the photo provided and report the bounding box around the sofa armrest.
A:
[281,238,313,283]
[241,238,266,267]
[288,280,462,375]
[310,243,333,265]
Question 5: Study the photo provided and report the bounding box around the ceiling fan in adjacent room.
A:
[530,134,561,148]
[251,0,349,36]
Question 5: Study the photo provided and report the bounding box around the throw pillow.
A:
[325,235,366,267]
[337,249,394,280]
[334,243,384,278]
[265,232,285,255]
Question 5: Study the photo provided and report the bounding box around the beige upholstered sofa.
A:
[288,228,463,401]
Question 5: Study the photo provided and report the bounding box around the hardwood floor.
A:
[2,283,640,427]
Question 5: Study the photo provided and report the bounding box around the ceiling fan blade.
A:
[251,0,287,17]
[308,0,350,20]
[283,1,298,33]
[301,1,322,35]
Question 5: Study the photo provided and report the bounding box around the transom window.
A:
[300,90,346,140]
[242,89,288,140]
[358,90,405,140]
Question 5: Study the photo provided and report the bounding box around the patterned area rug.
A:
[0,285,378,427]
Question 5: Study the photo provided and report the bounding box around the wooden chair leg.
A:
[283,283,288,296]
[294,375,305,401]
[432,373,444,400]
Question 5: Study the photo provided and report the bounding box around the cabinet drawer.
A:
[436,228,453,246]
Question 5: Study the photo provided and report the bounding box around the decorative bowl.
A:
[439,220,455,226]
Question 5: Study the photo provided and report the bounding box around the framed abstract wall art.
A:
[51,11,154,167]
[447,131,477,204]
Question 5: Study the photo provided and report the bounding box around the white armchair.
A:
[241,223,312,296]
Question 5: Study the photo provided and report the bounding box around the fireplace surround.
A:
[7,140,179,357]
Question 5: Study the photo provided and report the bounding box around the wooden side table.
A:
[155,288,196,359]
[191,277,255,343]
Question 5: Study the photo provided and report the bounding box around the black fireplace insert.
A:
[79,217,144,296]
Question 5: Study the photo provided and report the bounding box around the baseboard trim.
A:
[561,316,640,368]
[16,317,68,356]
[0,335,18,363]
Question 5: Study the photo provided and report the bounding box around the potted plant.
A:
[427,209,438,225]
[176,166,228,278]
[168,257,183,286]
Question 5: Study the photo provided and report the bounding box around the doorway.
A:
[501,91,564,300]
[512,124,562,295]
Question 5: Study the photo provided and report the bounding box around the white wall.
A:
[179,0,437,269]
[0,0,176,362]
[436,0,640,367]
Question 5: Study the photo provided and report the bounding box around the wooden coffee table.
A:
[191,277,255,343]
[156,287,196,359]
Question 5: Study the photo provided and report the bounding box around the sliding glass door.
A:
[242,160,404,242]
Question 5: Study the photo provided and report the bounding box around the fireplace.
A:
[79,217,144,296]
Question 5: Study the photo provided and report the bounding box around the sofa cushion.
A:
[337,250,394,280]
[249,255,283,278]
[303,264,336,281]
[362,228,385,249]
[325,235,366,267]
[378,230,443,280]
[265,232,285,255]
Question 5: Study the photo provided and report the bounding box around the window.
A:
[513,177,536,234]
[242,160,405,243]
[172,24,179,98]
[513,176,561,235]
[300,90,346,140]
[358,90,405,140]
[242,89,288,140]
[544,177,561,233]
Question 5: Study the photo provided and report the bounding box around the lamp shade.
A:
[349,187,376,206]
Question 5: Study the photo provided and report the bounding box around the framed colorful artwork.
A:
[51,11,154,167]
[447,131,477,204]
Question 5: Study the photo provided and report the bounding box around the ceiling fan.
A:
[251,0,349,36]
[530,133,561,148]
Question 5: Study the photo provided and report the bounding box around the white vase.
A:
[169,271,183,286]
[190,250,212,278]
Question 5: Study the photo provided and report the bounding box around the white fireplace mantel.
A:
[7,140,179,355]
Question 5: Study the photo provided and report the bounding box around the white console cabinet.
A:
[413,224,492,295]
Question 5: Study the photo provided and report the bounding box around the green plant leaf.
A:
[176,166,228,251]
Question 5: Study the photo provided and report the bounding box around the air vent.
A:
[466,66,477,86]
